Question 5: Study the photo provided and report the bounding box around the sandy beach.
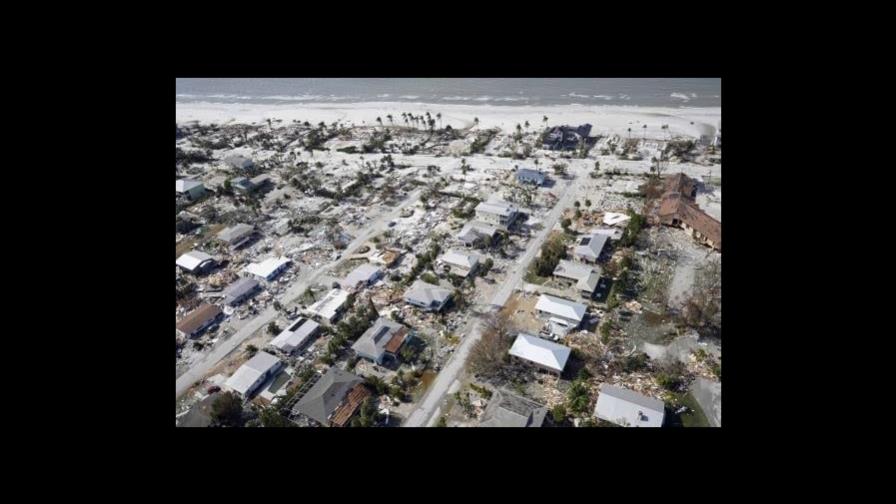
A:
[176,101,720,139]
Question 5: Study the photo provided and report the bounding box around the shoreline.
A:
[176,101,721,138]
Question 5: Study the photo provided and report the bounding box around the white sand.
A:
[176,101,720,140]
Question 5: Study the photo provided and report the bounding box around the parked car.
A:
[207,385,221,394]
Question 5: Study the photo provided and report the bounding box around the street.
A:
[403,172,581,427]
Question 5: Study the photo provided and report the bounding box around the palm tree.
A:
[436,112,442,129]
[627,127,632,139]
[543,115,548,129]
[474,117,479,128]
[643,124,647,140]
[524,120,530,130]
[387,114,393,126]
[376,117,383,127]
[428,118,435,132]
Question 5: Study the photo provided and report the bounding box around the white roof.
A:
[603,212,632,226]
[591,228,624,240]
[224,351,281,396]
[342,263,382,289]
[535,294,586,322]
[574,233,609,260]
[553,259,594,282]
[594,384,665,427]
[244,256,291,280]
[270,318,320,353]
[439,249,480,270]
[176,250,214,271]
[307,289,349,320]
[475,199,518,217]
[176,179,203,193]
[509,333,571,373]
[404,280,453,308]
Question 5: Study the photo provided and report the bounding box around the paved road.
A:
[403,175,581,427]
[175,188,423,400]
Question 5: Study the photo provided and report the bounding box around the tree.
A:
[561,218,572,233]
[566,380,591,415]
[543,115,548,128]
[524,120,530,129]
[552,404,567,424]
[473,117,479,128]
[627,127,632,139]
[211,392,244,427]
[386,114,393,126]
[435,416,448,427]
[376,117,383,127]
[246,344,258,356]
[258,406,294,427]
[574,201,581,208]
[585,199,592,207]
[468,311,514,378]
[267,322,280,334]
[436,112,442,128]
[351,398,380,427]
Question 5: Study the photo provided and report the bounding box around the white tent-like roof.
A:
[176,250,215,272]
[244,256,291,280]
[603,212,632,226]
[270,318,320,354]
[535,294,586,323]
[509,333,571,373]
[224,351,281,397]
[307,289,349,321]
[594,384,665,427]
[438,250,480,271]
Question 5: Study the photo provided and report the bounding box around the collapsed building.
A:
[645,173,721,251]
[542,124,593,151]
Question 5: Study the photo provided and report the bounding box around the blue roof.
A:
[516,168,546,183]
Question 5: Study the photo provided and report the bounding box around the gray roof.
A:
[404,280,453,309]
[475,199,518,218]
[574,233,609,260]
[457,221,499,244]
[480,390,547,428]
[223,277,259,303]
[351,317,404,361]
[218,224,254,245]
[176,179,204,193]
[292,368,363,425]
[342,263,382,289]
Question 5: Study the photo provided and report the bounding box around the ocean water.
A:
[175,78,720,108]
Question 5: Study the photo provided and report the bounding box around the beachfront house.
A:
[351,317,410,365]
[534,294,587,331]
[508,333,571,375]
[244,256,292,282]
[176,250,217,275]
[231,177,255,194]
[404,280,453,313]
[222,277,260,307]
[307,288,350,323]
[176,303,223,339]
[269,318,320,355]
[176,179,206,202]
[292,368,370,427]
[341,263,382,291]
[437,249,481,279]
[516,168,546,186]
[474,199,520,230]
[217,224,255,250]
[573,232,609,263]
[224,351,283,398]
[593,384,665,428]
[552,259,601,299]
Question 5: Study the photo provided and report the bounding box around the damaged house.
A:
[542,124,593,151]
[436,249,481,279]
[176,179,206,202]
[404,280,453,312]
[457,221,500,248]
[552,259,601,299]
[176,303,223,339]
[351,317,410,365]
[217,224,256,250]
[291,368,370,427]
[474,199,520,230]
[646,173,721,251]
